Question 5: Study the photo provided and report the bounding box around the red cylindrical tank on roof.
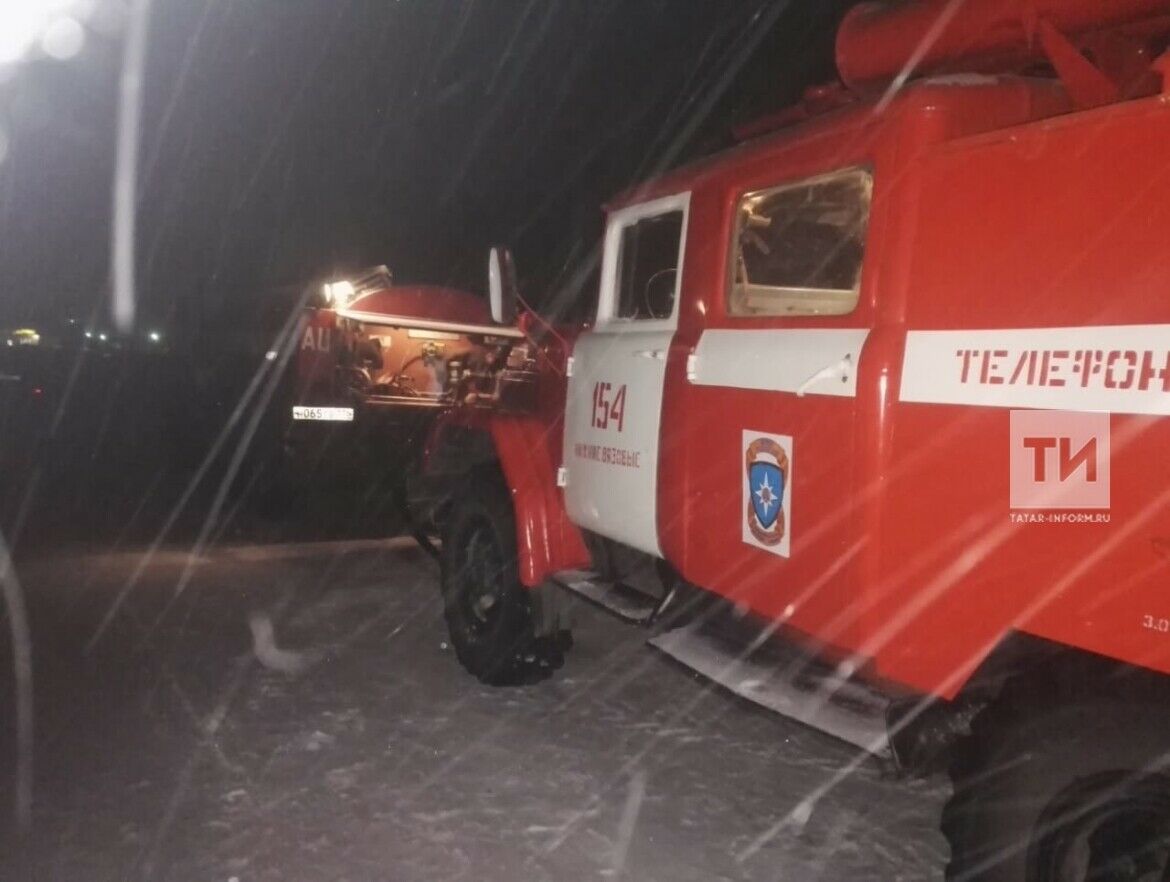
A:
[836,0,1170,90]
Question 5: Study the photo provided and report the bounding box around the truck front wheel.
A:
[942,699,1170,881]
[439,476,568,685]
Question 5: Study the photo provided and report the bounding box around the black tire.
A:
[943,690,1170,881]
[439,475,567,685]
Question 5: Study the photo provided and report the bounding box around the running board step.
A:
[649,622,891,757]
[553,570,658,625]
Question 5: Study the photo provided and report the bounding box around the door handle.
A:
[796,353,852,397]
[634,349,667,360]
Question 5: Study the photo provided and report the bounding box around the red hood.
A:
[346,285,491,325]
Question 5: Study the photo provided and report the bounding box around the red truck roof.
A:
[606,74,1072,213]
[608,0,1170,213]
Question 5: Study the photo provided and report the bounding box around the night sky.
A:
[0,0,852,338]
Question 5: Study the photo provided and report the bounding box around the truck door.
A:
[562,193,689,557]
[666,168,874,638]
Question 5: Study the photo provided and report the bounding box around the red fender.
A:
[489,415,590,587]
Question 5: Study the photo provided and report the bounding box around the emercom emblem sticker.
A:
[743,430,792,557]
[1009,409,1110,523]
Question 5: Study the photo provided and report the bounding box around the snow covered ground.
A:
[1,539,949,880]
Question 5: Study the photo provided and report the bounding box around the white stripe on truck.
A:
[689,328,870,397]
[900,325,1170,414]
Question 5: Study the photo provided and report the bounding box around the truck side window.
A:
[615,210,684,320]
[729,167,871,317]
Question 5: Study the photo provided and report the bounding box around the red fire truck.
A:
[281,265,534,524]
[393,1,1170,876]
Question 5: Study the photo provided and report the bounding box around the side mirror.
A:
[488,246,518,325]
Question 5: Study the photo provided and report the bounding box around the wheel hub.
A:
[461,522,504,631]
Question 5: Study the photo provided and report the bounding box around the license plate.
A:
[292,406,354,422]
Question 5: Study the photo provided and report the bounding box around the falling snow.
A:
[0,540,948,880]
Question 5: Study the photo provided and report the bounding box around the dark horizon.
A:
[0,0,850,338]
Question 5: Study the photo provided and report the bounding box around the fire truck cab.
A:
[418,2,1170,877]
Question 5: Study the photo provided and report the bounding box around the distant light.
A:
[40,15,84,60]
[83,330,92,339]
[0,0,84,65]
[12,329,40,346]
[264,350,278,362]
[98,332,107,341]
[5,340,10,347]
[31,386,43,397]
[0,5,45,64]
[147,330,161,343]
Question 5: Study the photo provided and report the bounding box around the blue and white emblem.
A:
[742,430,792,557]
[749,460,784,530]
